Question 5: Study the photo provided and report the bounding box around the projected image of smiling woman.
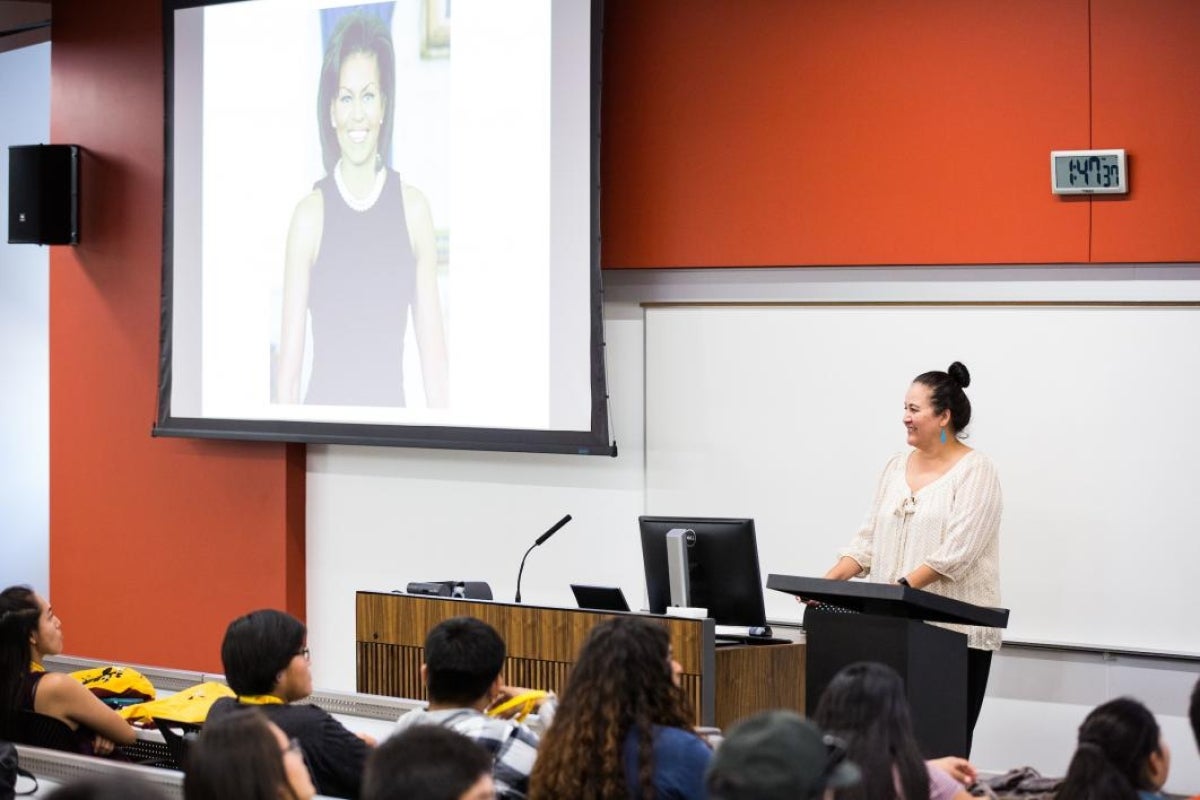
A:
[277,8,448,407]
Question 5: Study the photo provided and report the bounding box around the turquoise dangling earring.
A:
[940,427,947,444]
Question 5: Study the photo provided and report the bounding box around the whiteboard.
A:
[645,303,1200,655]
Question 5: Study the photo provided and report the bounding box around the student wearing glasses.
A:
[206,610,374,799]
[185,706,317,800]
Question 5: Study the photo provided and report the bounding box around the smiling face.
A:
[330,51,386,168]
[903,382,950,450]
[30,593,63,660]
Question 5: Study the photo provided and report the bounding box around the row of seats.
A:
[12,654,422,798]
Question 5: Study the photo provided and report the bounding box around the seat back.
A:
[151,718,200,771]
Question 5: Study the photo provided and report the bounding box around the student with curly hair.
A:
[529,617,711,800]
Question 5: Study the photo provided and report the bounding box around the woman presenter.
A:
[820,361,1002,753]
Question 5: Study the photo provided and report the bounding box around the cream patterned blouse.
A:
[840,449,1003,651]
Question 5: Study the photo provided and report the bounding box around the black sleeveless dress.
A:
[304,169,417,406]
[20,671,96,754]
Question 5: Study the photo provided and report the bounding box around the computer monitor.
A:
[639,516,769,629]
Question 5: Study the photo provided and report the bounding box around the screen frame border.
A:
[153,0,615,457]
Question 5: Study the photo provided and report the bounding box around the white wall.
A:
[0,42,50,593]
[307,264,1200,794]
[979,645,1198,792]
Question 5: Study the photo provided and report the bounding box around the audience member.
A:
[205,609,370,798]
[1190,677,1200,800]
[1056,697,1170,800]
[185,706,316,800]
[392,616,554,799]
[706,709,860,800]
[529,616,711,800]
[813,662,976,800]
[364,725,495,800]
[45,773,168,800]
[0,585,136,755]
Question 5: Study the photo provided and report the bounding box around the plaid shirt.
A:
[392,700,556,800]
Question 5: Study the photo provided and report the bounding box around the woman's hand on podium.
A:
[796,556,865,606]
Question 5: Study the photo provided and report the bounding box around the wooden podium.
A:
[356,591,805,729]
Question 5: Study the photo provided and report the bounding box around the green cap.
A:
[706,710,861,800]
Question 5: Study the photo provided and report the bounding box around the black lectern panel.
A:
[767,574,1009,628]
[770,574,1009,758]
[805,610,967,757]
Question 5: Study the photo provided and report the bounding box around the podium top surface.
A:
[766,575,1010,629]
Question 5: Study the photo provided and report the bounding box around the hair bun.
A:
[947,362,971,389]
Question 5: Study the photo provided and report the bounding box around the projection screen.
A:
[155,0,614,455]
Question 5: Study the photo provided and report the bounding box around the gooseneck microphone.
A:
[515,514,572,603]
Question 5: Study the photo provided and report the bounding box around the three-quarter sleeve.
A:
[922,455,1003,582]
[839,454,904,576]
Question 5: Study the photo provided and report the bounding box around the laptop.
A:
[570,584,631,612]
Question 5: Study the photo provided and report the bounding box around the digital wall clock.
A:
[1051,149,1127,195]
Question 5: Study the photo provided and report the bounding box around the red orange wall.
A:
[601,0,1200,267]
[48,0,304,672]
[1090,0,1200,261]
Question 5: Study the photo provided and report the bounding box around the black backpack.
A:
[0,741,37,800]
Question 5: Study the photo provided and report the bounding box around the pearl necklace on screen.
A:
[333,158,386,212]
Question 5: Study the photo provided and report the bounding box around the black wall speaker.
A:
[8,144,80,245]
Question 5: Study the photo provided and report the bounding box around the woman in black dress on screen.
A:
[277,8,448,408]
